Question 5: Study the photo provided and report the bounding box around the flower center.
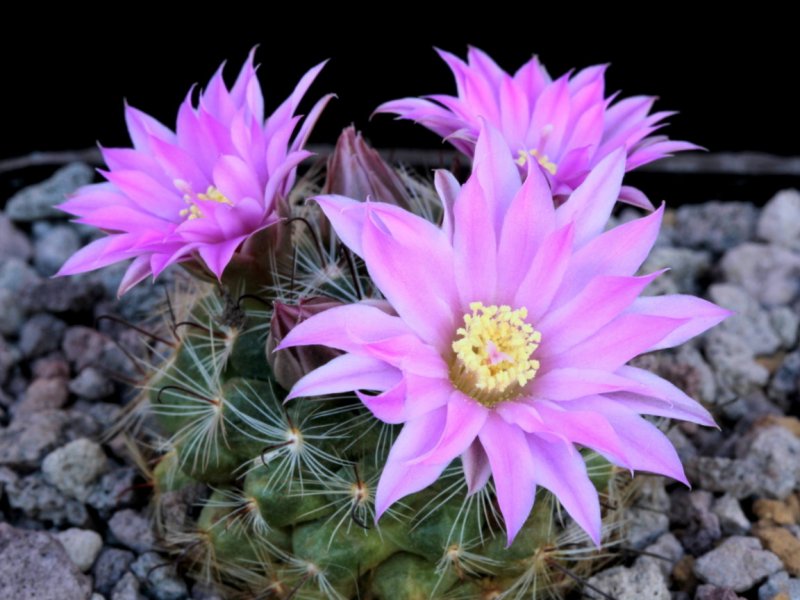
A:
[175,180,234,220]
[515,148,558,175]
[515,123,558,175]
[450,302,541,408]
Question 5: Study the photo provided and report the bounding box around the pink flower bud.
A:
[322,126,411,209]
[267,297,344,390]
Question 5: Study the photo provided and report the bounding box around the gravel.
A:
[2,167,800,599]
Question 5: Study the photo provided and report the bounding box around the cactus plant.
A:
[57,49,726,600]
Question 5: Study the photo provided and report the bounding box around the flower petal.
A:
[479,413,537,545]
[287,353,401,400]
[375,409,450,518]
[627,295,732,350]
[555,149,625,247]
[527,435,601,545]
[462,440,492,496]
[361,206,458,350]
[537,271,664,357]
[412,391,488,465]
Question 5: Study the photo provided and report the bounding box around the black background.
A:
[2,13,798,201]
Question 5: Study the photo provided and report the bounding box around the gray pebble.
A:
[0,466,18,501]
[0,409,99,470]
[759,570,800,600]
[69,367,115,400]
[675,490,722,555]
[636,532,683,579]
[111,571,145,600]
[712,494,751,536]
[641,246,712,295]
[19,313,68,358]
[42,438,109,502]
[56,528,103,572]
[720,243,800,307]
[757,189,800,250]
[0,288,26,335]
[0,214,33,261]
[22,276,105,314]
[674,201,758,252]
[687,456,760,499]
[87,467,137,518]
[108,509,156,554]
[770,350,800,404]
[62,326,113,371]
[695,585,746,599]
[5,163,94,221]
[769,306,800,349]
[15,377,69,416]
[694,536,783,592]
[31,353,71,379]
[132,552,189,600]
[93,547,135,596]
[0,256,41,293]
[5,472,89,527]
[0,522,92,599]
[708,284,783,355]
[739,425,800,499]
[34,224,81,276]
[627,506,670,550]
[0,337,18,386]
[704,329,769,401]
[585,558,670,599]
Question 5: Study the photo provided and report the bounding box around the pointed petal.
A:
[528,435,601,545]
[361,206,458,350]
[412,391,488,465]
[472,121,521,234]
[529,400,631,469]
[565,396,688,484]
[453,177,497,305]
[357,379,407,424]
[434,169,461,242]
[497,165,555,292]
[612,366,716,426]
[479,413,536,545]
[556,149,625,247]
[537,271,664,357]
[514,224,574,320]
[531,368,651,401]
[462,440,492,495]
[546,314,689,372]
[375,409,449,518]
[627,295,732,350]
[554,204,664,304]
[117,255,153,296]
[287,353,401,400]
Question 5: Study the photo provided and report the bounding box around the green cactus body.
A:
[140,288,629,600]
[127,153,640,598]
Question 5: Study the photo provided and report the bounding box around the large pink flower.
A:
[278,124,728,545]
[57,51,332,294]
[376,47,699,209]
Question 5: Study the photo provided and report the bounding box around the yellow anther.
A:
[516,148,558,175]
[174,182,234,221]
[450,302,541,407]
[197,186,234,205]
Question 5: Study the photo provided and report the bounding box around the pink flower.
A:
[57,50,333,294]
[278,124,728,545]
[376,47,699,209]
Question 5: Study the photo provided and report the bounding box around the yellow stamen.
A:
[174,181,234,221]
[515,148,558,175]
[450,302,541,407]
